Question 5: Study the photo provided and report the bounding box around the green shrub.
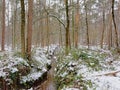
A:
[13,52,22,57]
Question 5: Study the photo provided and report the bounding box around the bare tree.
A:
[112,0,119,48]
[1,0,5,51]
[26,0,33,60]
[108,11,113,50]
[65,0,70,54]
[75,0,80,48]
[100,2,105,48]
[84,0,90,49]
[20,0,25,57]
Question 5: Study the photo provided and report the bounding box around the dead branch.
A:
[95,70,120,77]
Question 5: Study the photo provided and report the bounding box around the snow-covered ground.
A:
[0,44,58,89]
[1,45,120,90]
[56,46,120,90]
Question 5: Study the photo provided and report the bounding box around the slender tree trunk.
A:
[108,13,112,50]
[72,9,75,47]
[59,21,63,46]
[12,0,17,50]
[75,0,80,48]
[65,0,70,54]
[41,19,44,47]
[59,0,63,46]
[71,0,75,47]
[112,0,119,48]
[26,0,33,60]
[20,0,25,58]
[1,0,5,51]
[7,1,10,48]
[46,14,50,46]
[101,9,105,48]
[84,0,90,49]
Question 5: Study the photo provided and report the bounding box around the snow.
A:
[91,76,120,90]
[55,46,120,90]
[61,72,68,77]
[21,72,43,83]
[10,67,18,73]
[0,45,58,88]
[28,88,33,90]
[0,52,29,78]
[84,49,120,90]
[63,88,79,90]
[1,45,120,90]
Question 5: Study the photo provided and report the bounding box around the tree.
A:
[74,0,80,48]
[12,0,17,50]
[26,0,33,60]
[108,13,112,50]
[100,1,105,48]
[65,0,70,54]
[1,0,5,51]
[20,0,25,58]
[84,0,89,49]
[112,0,119,48]
[71,0,75,47]
[46,6,50,47]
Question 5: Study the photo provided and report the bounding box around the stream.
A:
[33,49,57,90]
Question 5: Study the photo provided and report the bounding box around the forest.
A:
[0,0,120,90]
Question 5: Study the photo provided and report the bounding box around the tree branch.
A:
[44,6,66,29]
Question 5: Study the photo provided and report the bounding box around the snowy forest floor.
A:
[0,45,120,90]
[55,46,120,90]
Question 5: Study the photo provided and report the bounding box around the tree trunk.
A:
[1,0,5,51]
[101,9,105,48]
[65,0,70,54]
[108,13,112,50]
[71,0,75,47]
[41,19,44,47]
[20,0,26,58]
[46,14,50,46]
[59,20,63,46]
[12,0,17,50]
[112,0,119,48]
[75,0,80,48]
[84,0,90,49]
[26,0,33,60]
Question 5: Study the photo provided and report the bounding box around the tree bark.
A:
[75,0,80,48]
[112,0,119,48]
[12,0,17,50]
[46,14,50,46]
[84,0,90,49]
[101,8,105,48]
[26,0,33,60]
[108,13,112,50]
[65,0,70,54]
[1,0,5,51]
[71,0,75,47]
[20,0,26,58]
[41,19,44,47]
[59,20,63,46]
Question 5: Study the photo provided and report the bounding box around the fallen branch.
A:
[96,70,120,77]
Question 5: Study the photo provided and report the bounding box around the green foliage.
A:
[9,71,18,83]
[70,48,81,60]
[73,49,101,70]
[0,56,1,60]
[13,52,22,57]
[55,48,105,89]
[83,57,100,70]
[79,51,89,60]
